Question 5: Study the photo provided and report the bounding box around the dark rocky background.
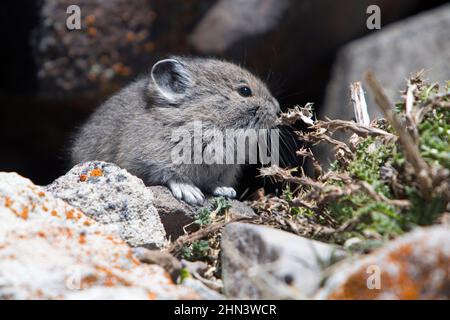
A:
[0,0,447,195]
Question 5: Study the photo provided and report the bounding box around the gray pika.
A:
[71,57,280,204]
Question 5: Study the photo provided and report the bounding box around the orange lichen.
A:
[89,168,103,177]
[66,209,75,220]
[104,277,115,287]
[112,63,131,77]
[126,32,136,42]
[37,231,46,238]
[81,274,99,289]
[42,205,48,212]
[126,250,141,266]
[86,15,96,26]
[79,174,88,182]
[87,27,98,37]
[83,220,92,226]
[38,191,45,197]
[95,265,132,287]
[4,197,12,208]
[20,207,29,220]
[51,210,58,217]
[147,292,157,300]
[79,233,87,245]
[328,241,449,300]
[163,271,174,283]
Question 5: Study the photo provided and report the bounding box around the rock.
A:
[46,161,166,249]
[190,0,290,53]
[322,3,450,122]
[133,248,182,282]
[149,186,256,239]
[221,223,347,299]
[0,172,197,299]
[2,0,212,98]
[148,186,197,239]
[316,225,450,300]
[182,278,225,300]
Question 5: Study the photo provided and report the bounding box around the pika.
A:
[71,57,280,204]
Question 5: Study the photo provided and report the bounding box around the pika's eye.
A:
[238,86,252,97]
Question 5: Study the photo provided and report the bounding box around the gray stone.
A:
[190,0,289,53]
[322,4,450,122]
[221,223,347,299]
[46,161,166,249]
[148,186,197,239]
[0,172,197,300]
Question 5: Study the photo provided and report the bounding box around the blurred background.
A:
[1,0,449,194]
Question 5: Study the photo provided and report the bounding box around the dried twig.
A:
[313,119,396,140]
[350,82,371,125]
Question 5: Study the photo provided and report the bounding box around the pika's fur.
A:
[71,57,280,204]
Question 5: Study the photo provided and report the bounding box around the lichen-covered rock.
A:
[316,226,450,300]
[221,223,347,299]
[0,172,196,299]
[46,161,166,248]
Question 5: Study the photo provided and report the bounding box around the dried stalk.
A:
[313,119,396,140]
[350,82,371,125]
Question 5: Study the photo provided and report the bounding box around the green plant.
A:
[182,240,211,261]
[195,208,212,226]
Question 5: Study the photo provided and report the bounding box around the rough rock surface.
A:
[46,161,166,248]
[221,223,347,299]
[316,225,450,300]
[0,172,196,299]
[322,4,450,122]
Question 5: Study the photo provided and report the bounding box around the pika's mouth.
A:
[250,112,279,129]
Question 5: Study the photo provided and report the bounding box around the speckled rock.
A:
[0,172,197,300]
[221,223,347,299]
[316,225,450,300]
[46,162,166,248]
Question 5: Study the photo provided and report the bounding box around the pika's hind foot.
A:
[168,180,205,205]
[213,187,237,199]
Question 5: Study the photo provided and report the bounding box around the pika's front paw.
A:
[213,186,237,199]
[168,181,205,205]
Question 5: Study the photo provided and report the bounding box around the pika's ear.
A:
[150,59,192,102]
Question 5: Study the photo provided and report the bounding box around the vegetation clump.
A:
[254,74,449,251]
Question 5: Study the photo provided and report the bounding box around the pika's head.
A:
[148,57,280,129]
